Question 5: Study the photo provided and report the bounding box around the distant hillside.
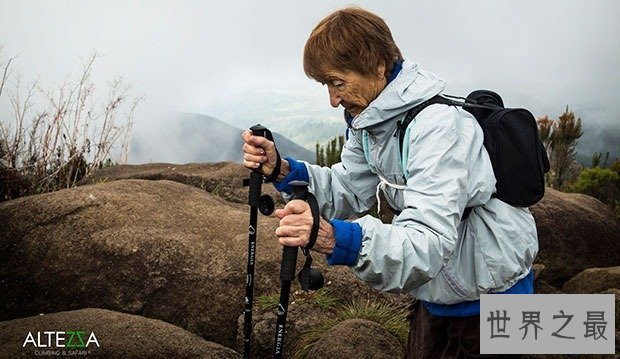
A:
[209,90,620,166]
[207,90,346,151]
[129,112,315,164]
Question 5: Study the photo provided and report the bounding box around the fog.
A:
[1,0,618,164]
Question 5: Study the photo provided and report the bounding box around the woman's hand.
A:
[275,200,336,254]
[241,130,279,176]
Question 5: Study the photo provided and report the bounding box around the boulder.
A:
[79,165,620,290]
[0,308,240,358]
[530,187,620,287]
[0,179,403,352]
[306,318,403,359]
[534,280,563,294]
[77,162,283,205]
[0,179,280,348]
[562,267,620,294]
[532,263,545,282]
[600,288,619,332]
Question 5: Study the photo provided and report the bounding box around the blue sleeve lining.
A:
[422,270,535,317]
[273,157,309,194]
[326,220,362,266]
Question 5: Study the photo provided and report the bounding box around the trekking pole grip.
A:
[249,124,281,183]
[249,124,270,174]
[249,124,271,141]
[289,180,309,201]
[279,181,308,281]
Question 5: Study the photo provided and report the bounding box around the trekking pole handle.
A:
[249,124,281,182]
[249,124,270,176]
[279,180,308,281]
[249,124,273,141]
[289,180,309,201]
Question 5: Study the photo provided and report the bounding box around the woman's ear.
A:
[377,63,386,79]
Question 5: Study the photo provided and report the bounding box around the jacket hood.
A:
[351,59,446,130]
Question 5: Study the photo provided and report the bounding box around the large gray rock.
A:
[563,267,620,294]
[0,308,240,359]
[0,179,278,348]
[306,318,403,359]
[530,187,620,287]
[79,164,620,289]
[0,178,404,352]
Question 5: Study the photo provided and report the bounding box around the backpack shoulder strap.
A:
[397,95,476,221]
[397,95,459,178]
[397,95,456,151]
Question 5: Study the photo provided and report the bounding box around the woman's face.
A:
[322,64,386,117]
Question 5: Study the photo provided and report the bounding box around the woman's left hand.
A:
[275,200,336,254]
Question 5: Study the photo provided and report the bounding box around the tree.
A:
[590,151,610,168]
[315,134,345,167]
[315,141,325,167]
[0,48,141,201]
[537,107,583,190]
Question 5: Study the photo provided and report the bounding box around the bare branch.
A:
[0,50,17,100]
[1,51,139,200]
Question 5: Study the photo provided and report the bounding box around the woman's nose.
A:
[328,86,342,108]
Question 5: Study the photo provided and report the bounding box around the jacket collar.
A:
[350,59,446,130]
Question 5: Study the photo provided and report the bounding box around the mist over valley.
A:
[129,112,315,165]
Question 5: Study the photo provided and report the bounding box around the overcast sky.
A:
[1,0,619,162]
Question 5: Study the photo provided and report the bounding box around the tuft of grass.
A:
[311,287,339,310]
[211,181,222,196]
[256,293,280,311]
[293,299,409,359]
[337,300,409,343]
[93,176,109,185]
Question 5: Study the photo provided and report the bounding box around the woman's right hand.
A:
[241,130,279,176]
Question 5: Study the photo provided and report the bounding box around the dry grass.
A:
[293,299,408,358]
[0,47,142,201]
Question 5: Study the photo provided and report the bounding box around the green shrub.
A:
[569,167,619,205]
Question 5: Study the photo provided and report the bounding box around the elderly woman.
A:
[242,7,537,358]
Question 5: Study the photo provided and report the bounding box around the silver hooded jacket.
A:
[297,59,538,304]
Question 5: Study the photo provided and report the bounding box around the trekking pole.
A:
[272,180,324,359]
[242,124,275,359]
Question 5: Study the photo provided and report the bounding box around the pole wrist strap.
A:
[262,148,282,183]
[302,193,320,255]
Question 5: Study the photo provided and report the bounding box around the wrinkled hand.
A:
[275,200,336,254]
[241,130,279,176]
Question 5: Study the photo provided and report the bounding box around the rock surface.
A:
[77,162,283,205]
[0,308,240,359]
[3,164,620,357]
[530,187,620,287]
[0,178,402,352]
[80,164,620,289]
[306,318,403,359]
[0,179,278,348]
[562,266,620,294]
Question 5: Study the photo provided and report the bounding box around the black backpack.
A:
[397,90,550,208]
